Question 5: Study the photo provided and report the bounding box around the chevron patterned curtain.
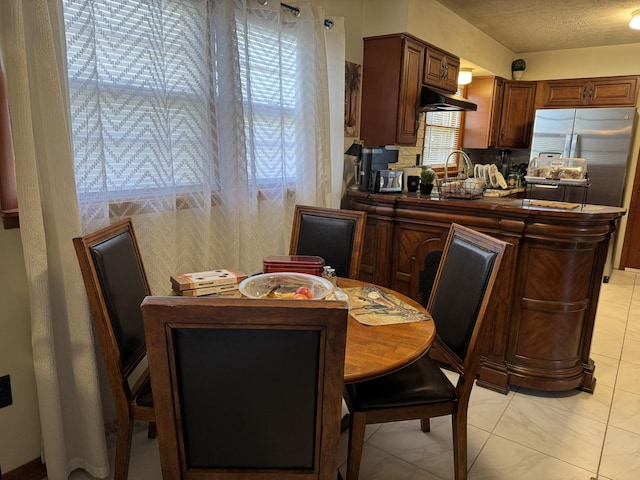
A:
[63,0,341,292]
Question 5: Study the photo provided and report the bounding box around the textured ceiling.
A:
[435,0,640,53]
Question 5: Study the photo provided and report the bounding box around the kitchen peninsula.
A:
[347,190,626,394]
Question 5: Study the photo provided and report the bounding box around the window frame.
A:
[421,86,467,178]
[1,57,18,229]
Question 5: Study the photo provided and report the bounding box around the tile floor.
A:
[70,270,640,480]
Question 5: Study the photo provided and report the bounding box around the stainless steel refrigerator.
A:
[529,107,637,206]
[529,107,638,280]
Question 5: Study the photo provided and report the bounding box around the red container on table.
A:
[263,255,325,276]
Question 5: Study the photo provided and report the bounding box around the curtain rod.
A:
[257,0,334,29]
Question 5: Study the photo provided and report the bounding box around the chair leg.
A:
[420,418,431,432]
[346,411,367,480]
[114,416,134,480]
[452,411,468,480]
[147,421,157,439]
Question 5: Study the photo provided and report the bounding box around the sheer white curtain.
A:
[0,0,110,478]
[0,0,344,478]
[65,0,345,294]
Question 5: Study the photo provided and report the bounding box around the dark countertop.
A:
[346,190,626,220]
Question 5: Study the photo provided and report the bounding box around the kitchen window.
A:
[422,88,465,175]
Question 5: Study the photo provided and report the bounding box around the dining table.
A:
[337,277,436,384]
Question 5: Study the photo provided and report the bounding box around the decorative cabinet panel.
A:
[463,76,537,149]
[348,190,623,394]
[538,75,639,108]
[423,45,460,93]
[360,34,425,146]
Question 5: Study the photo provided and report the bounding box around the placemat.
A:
[527,200,581,210]
[343,286,431,326]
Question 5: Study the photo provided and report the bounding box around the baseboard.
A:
[3,458,46,480]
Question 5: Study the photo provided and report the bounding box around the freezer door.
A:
[530,109,576,158]
[573,107,636,206]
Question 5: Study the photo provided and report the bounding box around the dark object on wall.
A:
[0,375,12,408]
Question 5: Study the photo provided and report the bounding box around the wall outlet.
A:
[0,375,12,408]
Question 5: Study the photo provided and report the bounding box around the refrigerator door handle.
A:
[570,134,579,157]
[563,134,572,157]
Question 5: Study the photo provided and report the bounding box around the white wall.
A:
[406,0,513,79]
[0,227,40,473]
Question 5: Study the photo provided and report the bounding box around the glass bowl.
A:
[239,272,334,300]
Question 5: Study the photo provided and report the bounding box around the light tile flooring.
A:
[70,270,640,480]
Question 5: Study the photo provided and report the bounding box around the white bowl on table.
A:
[239,272,334,300]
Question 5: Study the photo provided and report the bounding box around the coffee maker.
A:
[359,146,401,193]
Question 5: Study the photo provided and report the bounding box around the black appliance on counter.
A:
[359,146,400,193]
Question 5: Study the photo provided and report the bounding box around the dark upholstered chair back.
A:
[427,228,499,362]
[142,296,349,480]
[90,230,148,368]
[290,205,366,279]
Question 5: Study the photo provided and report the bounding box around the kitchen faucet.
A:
[444,150,473,180]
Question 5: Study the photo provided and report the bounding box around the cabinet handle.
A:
[588,87,593,101]
[582,88,587,101]
[501,128,505,138]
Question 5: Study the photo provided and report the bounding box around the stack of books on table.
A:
[170,268,248,296]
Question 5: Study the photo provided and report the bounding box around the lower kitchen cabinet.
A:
[348,190,624,394]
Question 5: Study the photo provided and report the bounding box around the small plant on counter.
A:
[419,168,437,195]
[420,168,436,185]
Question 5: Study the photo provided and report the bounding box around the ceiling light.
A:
[630,10,640,29]
[458,68,473,85]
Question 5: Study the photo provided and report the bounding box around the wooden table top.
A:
[338,277,436,384]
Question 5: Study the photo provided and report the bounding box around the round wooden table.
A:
[338,277,436,384]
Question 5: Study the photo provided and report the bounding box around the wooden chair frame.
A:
[343,224,507,480]
[142,296,349,480]
[73,218,156,480]
[289,205,366,279]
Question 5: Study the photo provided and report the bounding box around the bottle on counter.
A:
[322,266,337,286]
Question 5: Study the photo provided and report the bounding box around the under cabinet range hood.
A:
[419,86,477,112]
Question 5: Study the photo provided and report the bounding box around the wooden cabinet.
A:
[538,75,639,108]
[348,190,625,394]
[463,76,537,149]
[423,45,459,93]
[360,34,425,146]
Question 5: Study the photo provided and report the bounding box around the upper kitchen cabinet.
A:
[423,45,460,93]
[463,76,537,149]
[360,34,425,146]
[538,75,639,108]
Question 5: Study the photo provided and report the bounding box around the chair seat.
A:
[134,376,154,408]
[344,355,456,411]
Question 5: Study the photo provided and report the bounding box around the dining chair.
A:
[73,218,156,480]
[141,295,349,480]
[343,223,507,480]
[289,204,366,279]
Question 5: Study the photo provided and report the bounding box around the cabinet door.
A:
[588,76,639,106]
[442,55,460,93]
[423,46,459,93]
[360,35,424,146]
[540,79,588,107]
[397,38,425,145]
[423,47,446,90]
[540,76,639,108]
[497,81,537,148]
